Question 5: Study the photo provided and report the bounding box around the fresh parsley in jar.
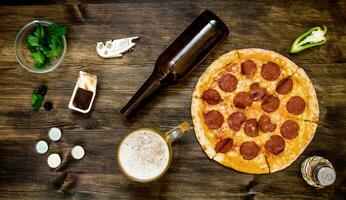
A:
[26,23,67,68]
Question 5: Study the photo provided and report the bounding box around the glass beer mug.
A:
[117,122,190,182]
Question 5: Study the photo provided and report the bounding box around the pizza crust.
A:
[191,96,216,159]
[192,50,239,159]
[237,48,298,76]
[237,48,299,94]
[266,119,318,172]
[214,151,269,174]
[288,68,319,122]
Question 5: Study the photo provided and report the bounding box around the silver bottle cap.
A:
[35,140,48,154]
[47,153,62,168]
[71,145,85,160]
[315,166,336,186]
[48,127,62,142]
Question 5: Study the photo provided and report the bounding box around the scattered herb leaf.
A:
[31,85,50,111]
[32,93,44,111]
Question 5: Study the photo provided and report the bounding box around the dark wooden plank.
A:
[0,1,345,199]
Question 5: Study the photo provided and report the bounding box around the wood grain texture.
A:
[0,0,345,199]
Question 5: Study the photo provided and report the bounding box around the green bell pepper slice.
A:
[290,26,327,53]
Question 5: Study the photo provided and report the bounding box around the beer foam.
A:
[118,130,170,181]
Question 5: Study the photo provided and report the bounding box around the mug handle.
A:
[164,122,190,144]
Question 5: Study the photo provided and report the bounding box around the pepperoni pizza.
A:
[191,49,319,174]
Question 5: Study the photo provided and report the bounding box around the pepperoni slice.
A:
[218,74,238,92]
[233,92,253,109]
[286,96,305,115]
[244,119,259,137]
[280,120,299,139]
[240,141,260,160]
[227,112,246,131]
[265,135,285,155]
[215,138,233,153]
[202,89,221,105]
[276,77,293,95]
[250,83,267,101]
[204,110,224,130]
[261,95,280,113]
[258,114,276,132]
[241,59,257,78]
[261,62,281,81]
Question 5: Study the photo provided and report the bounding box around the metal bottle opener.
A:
[96,37,139,58]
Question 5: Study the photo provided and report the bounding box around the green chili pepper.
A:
[290,26,327,53]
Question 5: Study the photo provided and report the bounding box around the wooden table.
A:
[0,1,345,199]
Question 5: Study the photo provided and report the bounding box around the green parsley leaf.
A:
[43,45,63,58]
[26,23,67,69]
[47,24,67,38]
[31,93,44,111]
[47,36,59,50]
[27,35,39,47]
[26,44,38,53]
[31,51,46,68]
[47,24,66,56]
[34,24,44,40]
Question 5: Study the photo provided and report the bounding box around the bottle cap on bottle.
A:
[315,166,336,186]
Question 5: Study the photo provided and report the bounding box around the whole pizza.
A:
[191,48,319,174]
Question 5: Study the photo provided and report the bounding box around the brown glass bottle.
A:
[121,10,229,119]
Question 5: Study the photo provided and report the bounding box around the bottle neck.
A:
[120,74,162,119]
